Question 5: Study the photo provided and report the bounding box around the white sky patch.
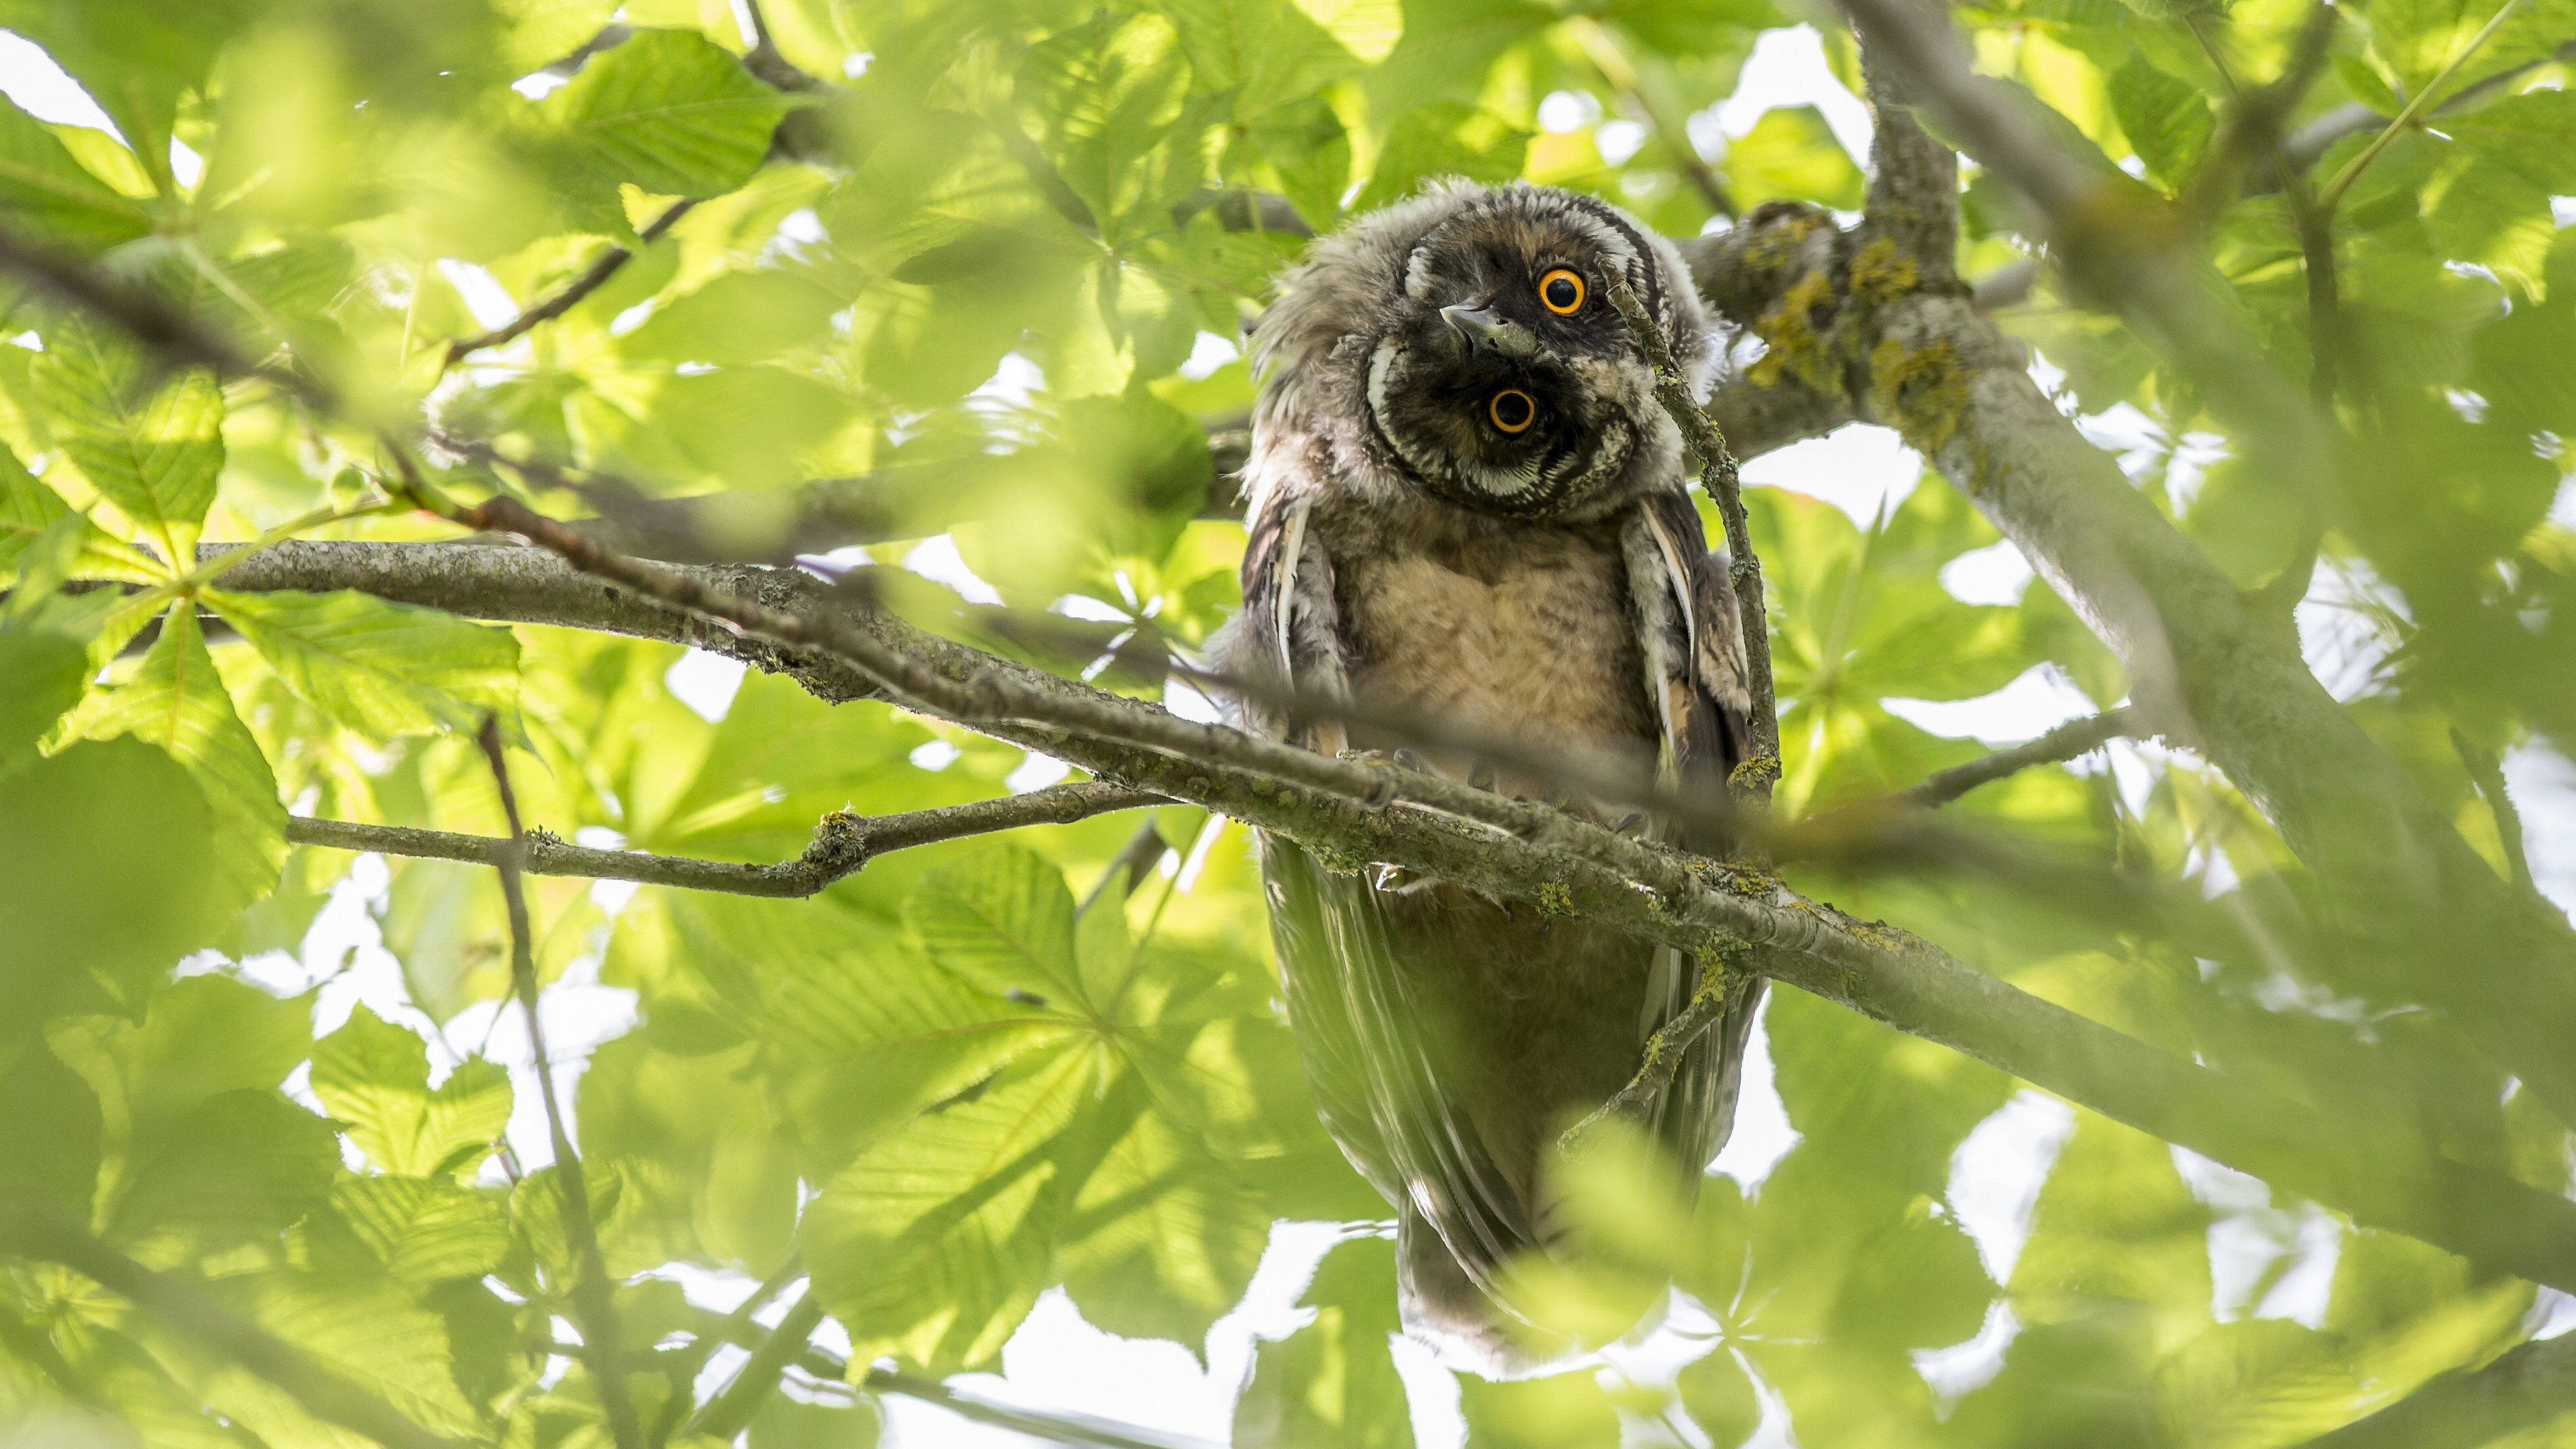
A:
[909,739,963,772]
[971,351,1045,411]
[1005,750,1073,794]
[1914,1301,2021,1409]
[512,71,570,99]
[897,1223,1356,1448]
[1700,25,1874,163]
[0,31,116,131]
[1051,592,1133,623]
[168,138,203,189]
[436,258,522,330]
[2296,558,2406,702]
[2505,743,2576,918]
[902,533,1006,606]
[1884,663,2099,745]
[2169,1147,2343,1328]
[1941,539,2036,606]
[1709,1001,1799,1192]
[1179,329,1240,380]
[1947,1090,2076,1283]
[2527,1287,2576,1340]
[1739,423,1922,527]
[1387,1333,1468,1449]
[1595,118,1648,166]
[664,649,747,722]
[1165,673,1226,725]
[1537,89,1602,133]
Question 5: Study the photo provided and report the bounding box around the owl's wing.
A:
[1238,489,1540,1296]
[1620,490,1767,1177]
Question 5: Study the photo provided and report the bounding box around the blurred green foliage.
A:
[0,0,2571,1444]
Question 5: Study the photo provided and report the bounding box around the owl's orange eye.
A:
[1489,389,1536,433]
[1539,268,1585,315]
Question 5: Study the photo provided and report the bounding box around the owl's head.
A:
[1250,180,1713,521]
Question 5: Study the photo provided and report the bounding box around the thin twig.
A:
[443,199,696,368]
[1560,945,1756,1152]
[1602,278,1780,800]
[1571,21,1737,219]
[683,1293,824,1440]
[694,1311,1224,1449]
[646,1255,806,1448]
[1892,707,2141,809]
[2453,727,2536,892]
[2322,0,2530,206]
[286,781,1159,898]
[0,1197,468,1449]
[476,716,642,1449]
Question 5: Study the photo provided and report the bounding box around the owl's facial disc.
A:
[1364,270,1635,518]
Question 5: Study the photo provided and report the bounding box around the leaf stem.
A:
[2322,0,2530,206]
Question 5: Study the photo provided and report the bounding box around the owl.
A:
[1211,180,1764,1371]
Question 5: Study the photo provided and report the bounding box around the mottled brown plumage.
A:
[1210,180,1762,1372]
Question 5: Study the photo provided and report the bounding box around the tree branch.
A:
[476,717,641,1449]
[0,1197,469,1449]
[1829,0,2576,1129]
[284,781,1161,897]
[200,537,2576,1297]
[682,1293,824,1441]
[1891,707,2141,809]
[441,199,696,369]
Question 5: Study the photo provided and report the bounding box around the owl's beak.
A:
[1440,301,1540,360]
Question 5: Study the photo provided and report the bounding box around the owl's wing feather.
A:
[1621,490,1767,1178]
[1238,488,1539,1299]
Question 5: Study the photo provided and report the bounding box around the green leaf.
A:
[1354,100,1530,212]
[0,625,85,769]
[0,99,149,252]
[1677,1349,1761,1447]
[311,1006,514,1179]
[207,587,521,741]
[219,1271,486,1438]
[1457,1371,1623,1448]
[749,1395,883,1449]
[1232,1236,1413,1448]
[905,844,1087,1004]
[2106,58,2212,186]
[803,1049,1089,1371]
[1016,13,1195,235]
[1723,105,1864,211]
[1054,1080,1269,1347]
[535,28,800,211]
[325,1175,513,1289]
[2438,87,2576,194]
[70,605,285,907]
[30,315,223,559]
[0,738,223,1024]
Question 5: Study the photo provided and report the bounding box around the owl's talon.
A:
[1613,810,1650,837]
[1467,760,1497,791]
[1391,748,1426,771]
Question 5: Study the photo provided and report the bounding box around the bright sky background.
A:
[13,17,2576,1446]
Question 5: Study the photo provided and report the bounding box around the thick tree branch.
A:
[0,1197,468,1449]
[478,718,641,1449]
[442,199,696,368]
[193,535,2576,1296]
[284,782,1161,896]
[1829,0,2576,1128]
